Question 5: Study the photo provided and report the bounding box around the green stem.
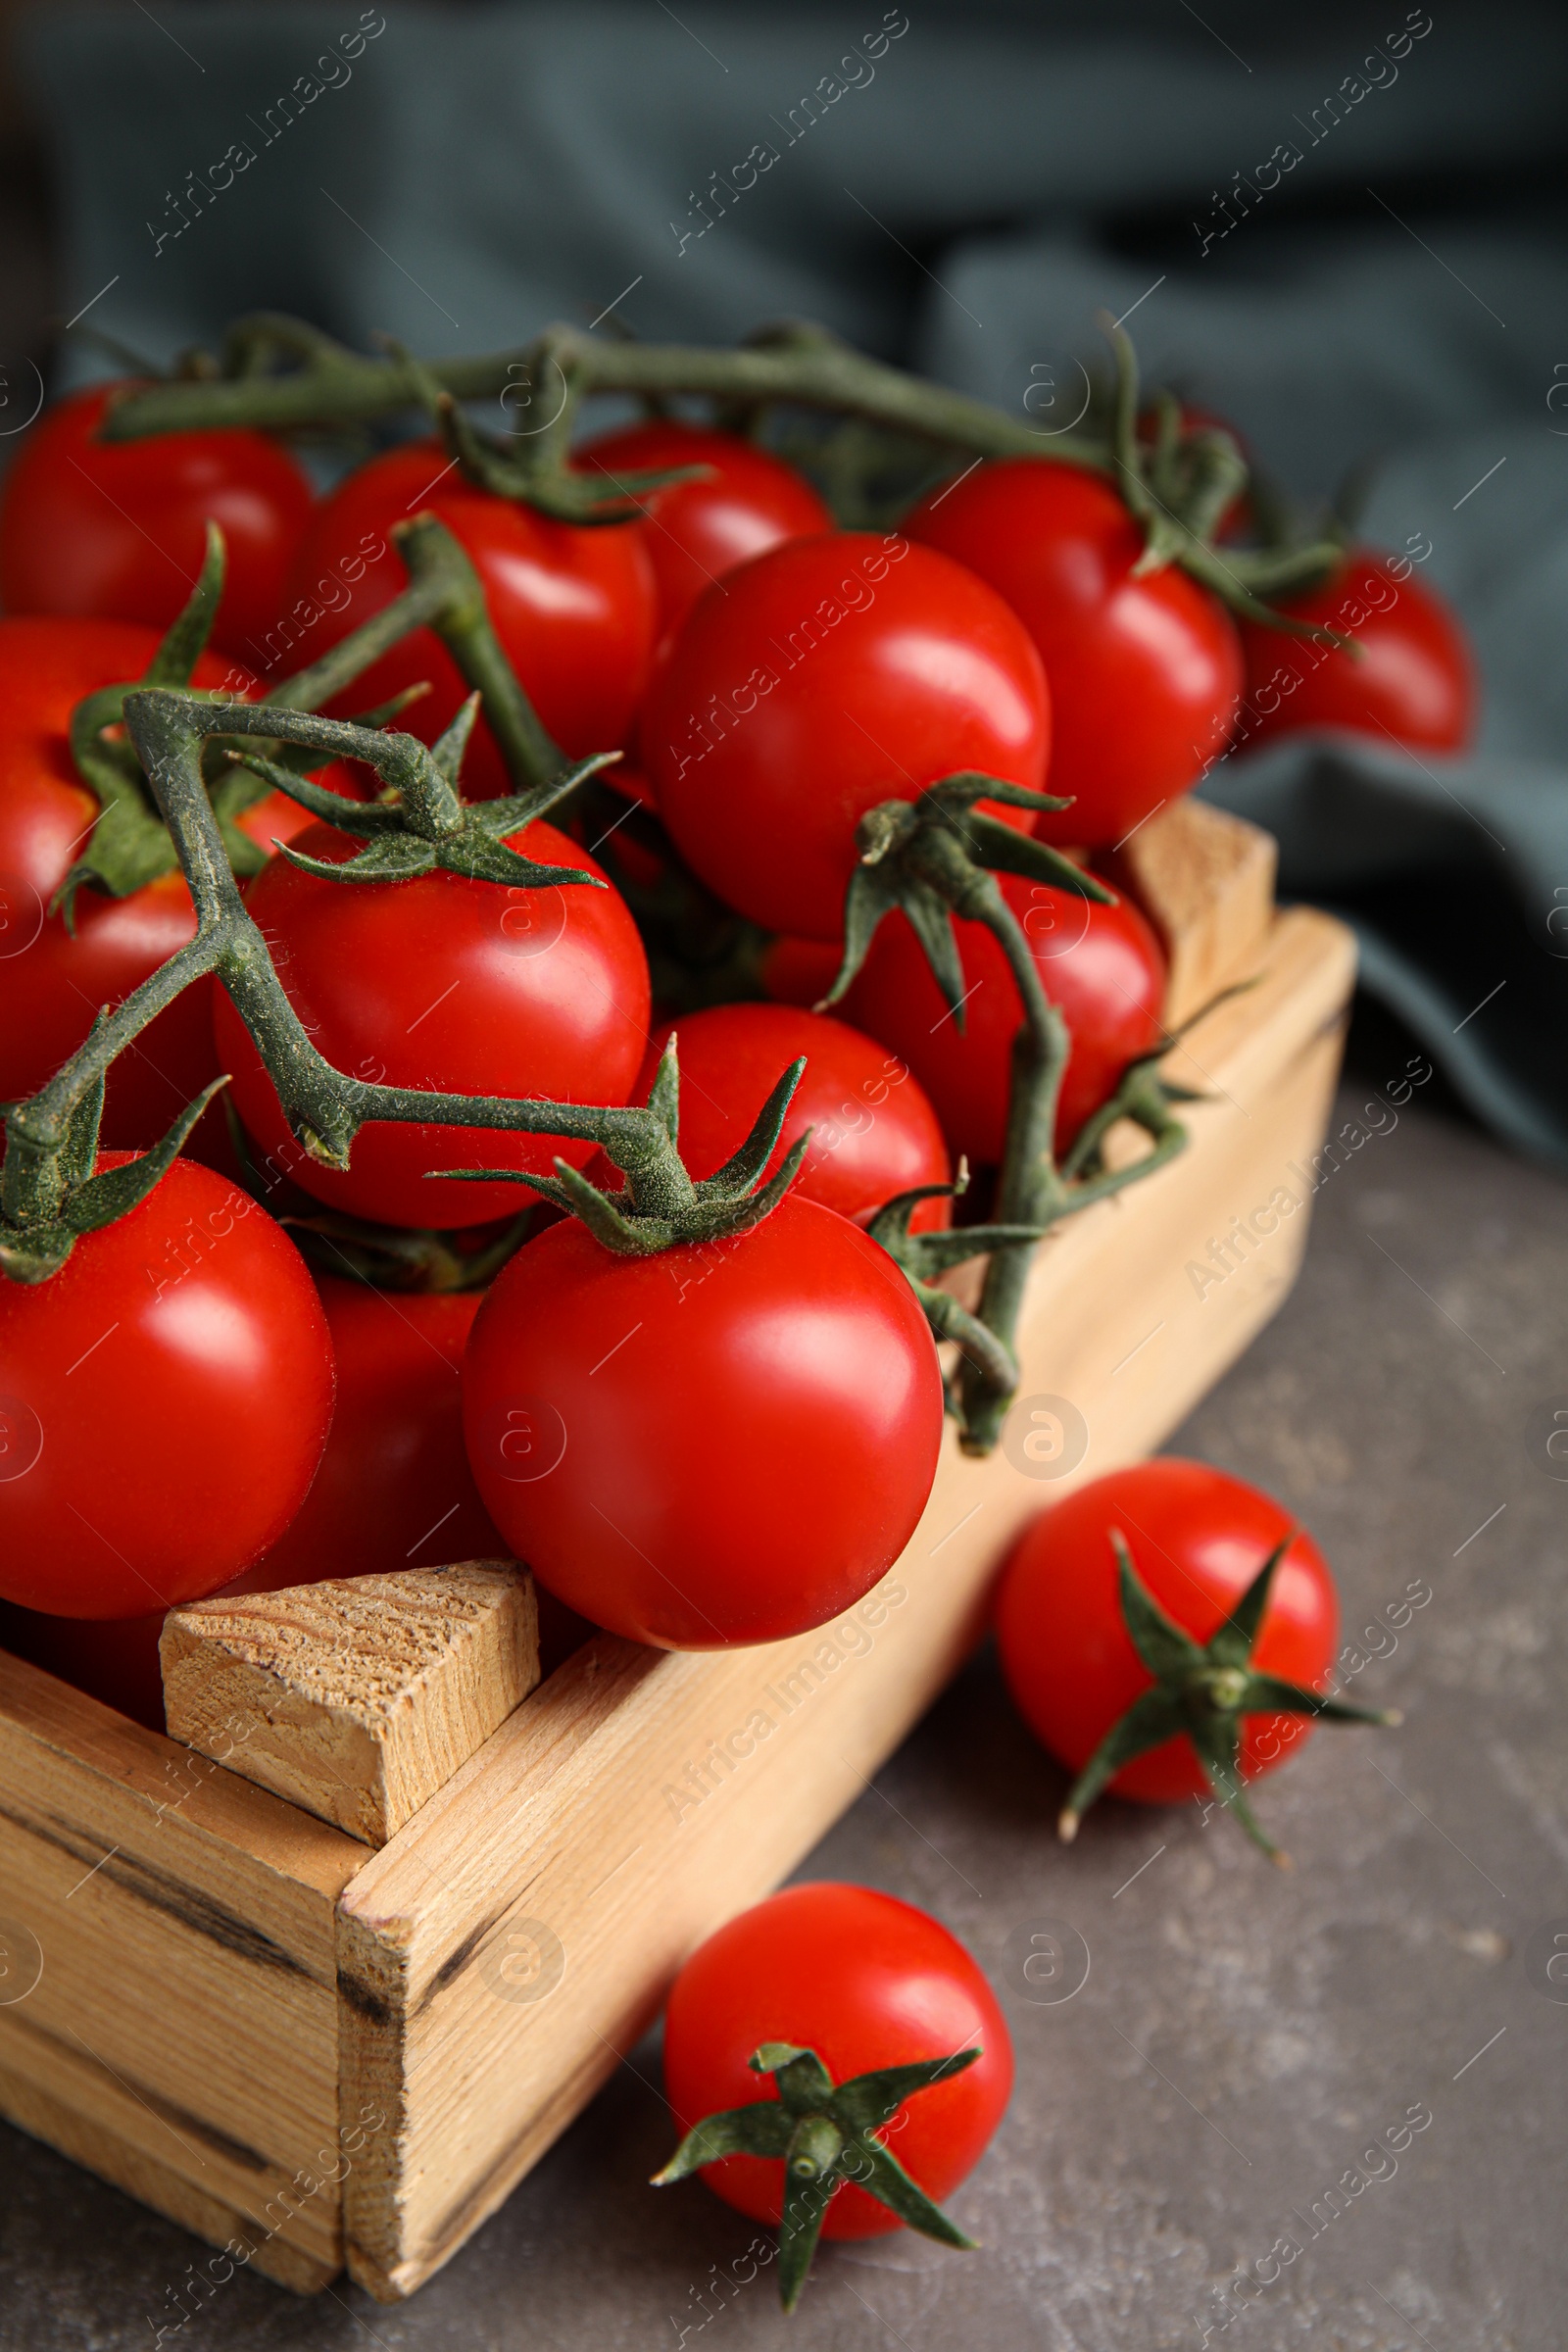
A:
[100,319,1109,467]
[956,891,1070,1455]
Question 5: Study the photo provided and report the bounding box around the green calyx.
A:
[380,332,711,525]
[1059,1530,1401,1866]
[0,1062,227,1285]
[865,1169,1051,1408]
[820,772,1113,1023]
[433,1031,812,1256]
[224,693,614,889]
[653,2039,982,2313]
[58,523,267,917]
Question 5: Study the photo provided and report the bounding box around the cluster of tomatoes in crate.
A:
[0,329,1446,2295]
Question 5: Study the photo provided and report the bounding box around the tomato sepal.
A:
[0,1073,227,1284]
[433,1034,814,1257]
[228,696,615,891]
[1058,1530,1400,1864]
[654,2039,982,2312]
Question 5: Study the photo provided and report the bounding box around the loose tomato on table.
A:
[1235,547,1476,753]
[906,461,1243,849]
[463,1197,943,1648]
[0,1155,334,1619]
[0,614,325,1150]
[658,1882,1012,2306]
[0,383,313,659]
[574,420,831,643]
[643,532,1051,940]
[277,443,659,794]
[215,813,652,1228]
[995,1458,1393,1858]
[627,1004,952,1231]
[843,873,1166,1165]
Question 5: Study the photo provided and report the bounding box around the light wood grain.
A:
[0,1652,364,2288]
[336,906,1356,2299]
[1106,795,1278,1029]
[162,1566,540,1847]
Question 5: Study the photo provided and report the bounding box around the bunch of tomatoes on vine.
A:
[0,313,1441,2300]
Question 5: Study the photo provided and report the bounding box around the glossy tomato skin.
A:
[0,384,313,658]
[635,1004,951,1232]
[644,533,1052,940]
[243,1278,506,1587]
[463,1198,943,1648]
[995,1458,1339,1804]
[906,462,1243,849]
[1235,548,1476,753]
[663,1883,1013,2238]
[215,816,651,1228]
[0,1156,335,1619]
[278,442,658,794]
[0,615,315,1149]
[575,421,832,641]
[844,872,1166,1164]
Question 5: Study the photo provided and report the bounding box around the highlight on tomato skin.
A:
[0,1156,336,1621]
[643,531,1052,941]
[994,1457,1341,1808]
[1234,546,1477,755]
[661,1882,1013,2239]
[461,1197,945,1650]
[0,382,315,659]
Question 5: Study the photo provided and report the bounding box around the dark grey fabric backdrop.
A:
[20,1,1568,1154]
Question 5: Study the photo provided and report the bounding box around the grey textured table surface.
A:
[2,1053,1563,2352]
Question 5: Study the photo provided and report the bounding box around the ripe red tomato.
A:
[643,533,1051,940]
[0,383,313,660]
[575,420,831,641]
[463,1198,942,1648]
[906,462,1243,849]
[0,615,318,1150]
[278,443,658,794]
[630,1004,951,1232]
[995,1458,1338,1804]
[214,816,652,1229]
[1235,548,1476,753]
[243,1276,505,1588]
[759,934,844,1008]
[0,1156,335,1619]
[662,1883,1013,2239]
[844,873,1166,1164]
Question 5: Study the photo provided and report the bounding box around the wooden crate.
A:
[0,803,1354,2299]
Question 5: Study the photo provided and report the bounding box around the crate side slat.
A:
[0,1659,363,2282]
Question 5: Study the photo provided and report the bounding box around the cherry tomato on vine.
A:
[279,443,659,794]
[0,383,314,659]
[1135,400,1251,540]
[662,1883,1012,2239]
[0,1156,335,1619]
[994,1458,1339,1805]
[463,1197,943,1648]
[1235,548,1476,754]
[575,420,831,642]
[906,461,1243,849]
[643,533,1051,940]
[843,873,1166,1165]
[0,615,322,1151]
[214,816,651,1229]
[630,1004,951,1232]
